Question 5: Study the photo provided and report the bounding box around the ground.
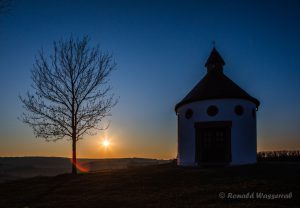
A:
[0,162,299,208]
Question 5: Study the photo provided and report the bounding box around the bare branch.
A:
[20,35,117,143]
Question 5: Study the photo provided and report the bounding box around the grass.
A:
[0,162,299,208]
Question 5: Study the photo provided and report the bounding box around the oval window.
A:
[207,105,218,116]
[185,109,193,119]
[235,105,244,116]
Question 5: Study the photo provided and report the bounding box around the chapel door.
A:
[195,121,231,164]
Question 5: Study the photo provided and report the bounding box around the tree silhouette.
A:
[19,36,117,174]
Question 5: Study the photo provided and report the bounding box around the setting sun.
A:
[102,139,110,148]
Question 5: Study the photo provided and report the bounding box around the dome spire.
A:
[205,47,225,73]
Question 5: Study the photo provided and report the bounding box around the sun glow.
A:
[103,139,110,148]
[99,131,116,154]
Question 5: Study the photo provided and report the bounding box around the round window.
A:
[207,105,218,116]
[185,109,193,119]
[235,105,244,116]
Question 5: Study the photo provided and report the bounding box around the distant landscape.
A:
[0,157,170,183]
[1,150,300,183]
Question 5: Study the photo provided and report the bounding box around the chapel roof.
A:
[175,47,260,112]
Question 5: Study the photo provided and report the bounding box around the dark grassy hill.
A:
[0,162,299,208]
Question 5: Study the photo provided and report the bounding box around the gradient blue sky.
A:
[0,0,300,159]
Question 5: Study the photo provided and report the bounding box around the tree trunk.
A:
[72,136,77,175]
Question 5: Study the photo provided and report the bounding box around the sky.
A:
[0,0,300,159]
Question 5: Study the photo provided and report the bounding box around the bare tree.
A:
[19,36,117,174]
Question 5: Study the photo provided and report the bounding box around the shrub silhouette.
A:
[257,150,300,162]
